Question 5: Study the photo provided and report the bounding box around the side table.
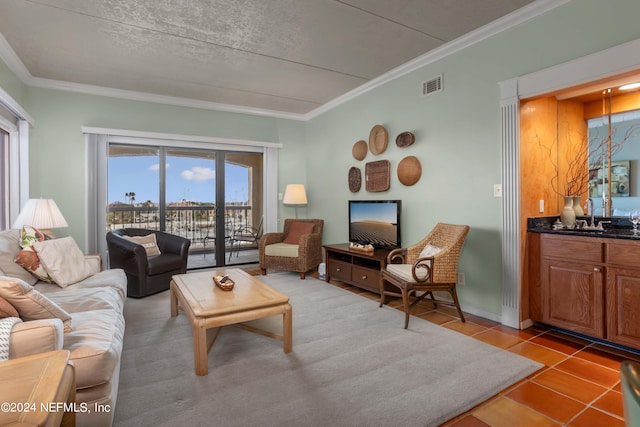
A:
[0,350,76,427]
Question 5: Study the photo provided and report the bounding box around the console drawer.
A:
[351,266,379,291]
[330,260,351,282]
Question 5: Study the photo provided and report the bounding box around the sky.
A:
[350,201,399,224]
[108,155,250,204]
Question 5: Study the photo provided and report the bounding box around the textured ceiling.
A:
[0,0,536,116]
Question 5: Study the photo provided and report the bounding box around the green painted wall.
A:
[303,0,640,316]
[2,0,640,318]
[19,88,305,245]
[0,56,25,105]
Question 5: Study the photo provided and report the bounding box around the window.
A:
[84,128,281,266]
[107,144,263,269]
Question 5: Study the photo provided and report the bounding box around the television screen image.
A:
[349,200,401,249]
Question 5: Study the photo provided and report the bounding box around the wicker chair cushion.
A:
[418,243,442,259]
[264,243,299,258]
[283,222,315,244]
[386,263,430,282]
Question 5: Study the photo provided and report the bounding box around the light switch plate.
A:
[493,184,502,197]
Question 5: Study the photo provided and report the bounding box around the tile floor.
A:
[325,278,640,427]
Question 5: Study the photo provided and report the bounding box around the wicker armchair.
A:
[380,223,470,329]
[259,219,324,279]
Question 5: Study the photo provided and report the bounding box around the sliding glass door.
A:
[107,144,262,269]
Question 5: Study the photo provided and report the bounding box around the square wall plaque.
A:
[365,160,390,192]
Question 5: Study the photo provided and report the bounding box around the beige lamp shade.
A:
[283,184,307,205]
[12,199,69,230]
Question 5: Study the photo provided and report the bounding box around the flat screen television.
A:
[348,200,401,249]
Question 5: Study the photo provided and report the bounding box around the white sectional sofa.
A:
[0,229,126,427]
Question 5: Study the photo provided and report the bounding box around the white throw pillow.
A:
[0,276,72,332]
[121,234,161,257]
[32,237,94,287]
[419,243,443,259]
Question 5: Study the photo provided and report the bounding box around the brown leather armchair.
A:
[259,219,324,279]
[106,228,190,298]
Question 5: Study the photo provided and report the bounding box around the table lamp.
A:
[12,198,69,237]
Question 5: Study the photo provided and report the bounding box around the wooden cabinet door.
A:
[541,259,604,337]
[606,267,640,348]
[328,259,351,282]
[351,266,380,293]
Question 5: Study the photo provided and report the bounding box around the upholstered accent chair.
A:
[380,223,470,329]
[259,219,324,279]
[106,228,191,298]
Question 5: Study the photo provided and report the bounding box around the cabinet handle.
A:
[336,268,341,272]
[594,267,601,272]
[362,275,367,280]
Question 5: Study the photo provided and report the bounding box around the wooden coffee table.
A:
[170,269,292,376]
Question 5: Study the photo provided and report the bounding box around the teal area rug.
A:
[114,272,542,426]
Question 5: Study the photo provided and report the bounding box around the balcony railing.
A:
[107,204,257,255]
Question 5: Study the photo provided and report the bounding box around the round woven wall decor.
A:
[396,131,415,148]
[368,125,388,155]
[348,167,362,192]
[352,140,367,161]
[397,156,422,186]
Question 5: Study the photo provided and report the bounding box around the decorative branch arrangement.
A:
[537,120,637,197]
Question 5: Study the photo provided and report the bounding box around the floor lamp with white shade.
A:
[282,184,307,219]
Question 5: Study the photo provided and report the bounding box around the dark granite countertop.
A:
[527,216,640,240]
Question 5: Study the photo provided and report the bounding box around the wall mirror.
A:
[520,71,640,219]
[588,106,640,216]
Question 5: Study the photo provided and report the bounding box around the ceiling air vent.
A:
[422,74,443,96]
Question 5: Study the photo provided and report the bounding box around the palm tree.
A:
[125,192,136,224]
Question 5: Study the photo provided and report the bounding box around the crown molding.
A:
[1,0,569,123]
[302,0,571,120]
[0,33,33,84]
[28,76,308,121]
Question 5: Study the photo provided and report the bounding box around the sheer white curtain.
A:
[84,133,109,256]
[83,127,281,263]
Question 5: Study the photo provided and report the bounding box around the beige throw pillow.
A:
[32,237,94,287]
[0,276,72,332]
[0,229,38,285]
[122,234,161,256]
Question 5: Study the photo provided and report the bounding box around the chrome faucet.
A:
[588,198,595,228]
